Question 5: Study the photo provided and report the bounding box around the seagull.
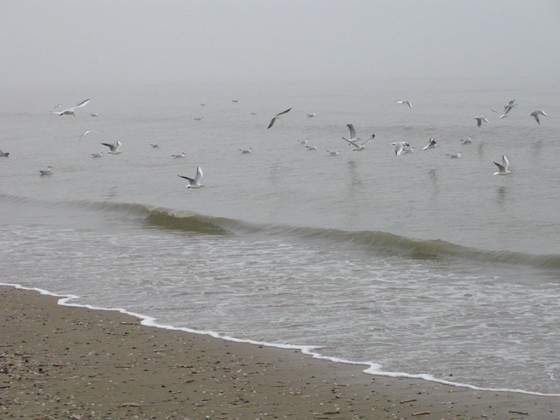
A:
[446,152,462,159]
[298,139,308,145]
[193,117,204,121]
[178,166,203,189]
[100,140,122,154]
[305,145,317,151]
[306,112,317,118]
[239,147,252,154]
[396,100,413,108]
[39,165,53,176]
[498,100,517,119]
[326,150,340,156]
[90,112,99,117]
[493,155,512,175]
[342,124,375,151]
[474,116,489,127]
[267,108,292,129]
[392,141,413,156]
[460,137,473,145]
[232,99,239,103]
[422,137,437,151]
[150,143,160,149]
[200,103,206,107]
[90,152,103,159]
[171,152,186,159]
[53,98,91,116]
[250,112,257,116]
[0,150,10,157]
[530,110,548,125]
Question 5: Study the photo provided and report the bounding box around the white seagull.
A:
[396,100,413,108]
[422,137,437,151]
[306,112,318,118]
[90,152,103,159]
[100,140,122,154]
[267,107,292,129]
[498,99,517,119]
[178,166,204,189]
[474,116,489,127]
[446,152,462,159]
[326,150,340,156]
[342,124,374,151]
[150,143,160,149]
[53,98,91,117]
[530,110,548,125]
[79,129,95,140]
[239,147,252,154]
[460,137,473,145]
[0,150,10,157]
[171,152,186,159]
[305,145,317,151]
[493,155,512,175]
[39,165,54,176]
[392,141,414,156]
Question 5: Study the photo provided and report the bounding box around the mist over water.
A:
[1,0,560,395]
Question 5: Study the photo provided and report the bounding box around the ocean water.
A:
[1,82,559,394]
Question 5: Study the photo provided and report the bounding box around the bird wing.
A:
[275,108,292,117]
[74,98,91,109]
[195,166,203,182]
[267,117,276,129]
[342,137,360,148]
[346,124,356,139]
[502,155,510,170]
[493,161,505,172]
[100,142,113,149]
[178,175,195,183]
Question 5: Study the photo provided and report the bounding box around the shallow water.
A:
[1,83,559,394]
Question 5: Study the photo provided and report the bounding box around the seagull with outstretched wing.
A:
[267,107,292,129]
[178,166,204,189]
[53,98,91,116]
[493,155,512,175]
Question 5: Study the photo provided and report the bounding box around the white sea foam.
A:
[2,281,559,398]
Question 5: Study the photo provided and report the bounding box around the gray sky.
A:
[1,0,559,90]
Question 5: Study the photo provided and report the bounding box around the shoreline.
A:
[1,285,559,419]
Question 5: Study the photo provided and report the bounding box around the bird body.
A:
[306,112,317,118]
[39,165,53,176]
[392,141,413,156]
[326,150,340,156]
[239,147,252,154]
[178,166,204,188]
[446,152,462,159]
[460,137,473,145]
[90,152,103,159]
[171,152,186,159]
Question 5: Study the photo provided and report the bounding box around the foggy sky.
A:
[1,1,559,90]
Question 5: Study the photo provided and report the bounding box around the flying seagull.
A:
[178,166,204,189]
[232,99,240,103]
[171,152,186,159]
[530,110,548,125]
[53,98,91,116]
[422,137,437,151]
[150,143,160,149]
[342,124,375,151]
[306,112,317,118]
[446,152,462,159]
[39,165,54,176]
[326,150,340,156]
[396,100,413,108]
[305,145,318,151]
[100,140,122,154]
[474,116,489,127]
[460,137,473,145]
[239,147,252,154]
[498,99,517,119]
[0,150,10,158]
[493,155,511,175]
[392,141,413,156]
[267,108,292,129]
[90,152,103,159]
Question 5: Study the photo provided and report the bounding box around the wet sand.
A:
[1,286,558,419]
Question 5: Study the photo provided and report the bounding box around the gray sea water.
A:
[1,82,559,394]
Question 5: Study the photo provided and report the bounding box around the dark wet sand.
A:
[1,287,558,419]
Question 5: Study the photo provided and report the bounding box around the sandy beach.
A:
[0,286,558,419]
